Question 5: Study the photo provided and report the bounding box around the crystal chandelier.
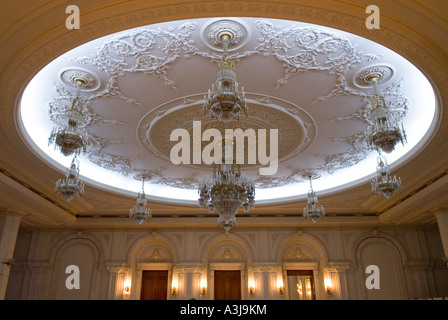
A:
[55,156,84,201]
[365,76,407,153]
[129,175,151,224]
[198,162,255,232]
[371,155,402,198]
[203,32,248,123]
[303,174,325,223]
[48,78,88,157]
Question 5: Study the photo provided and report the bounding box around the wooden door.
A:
[140,270,168,300]
[214,270,241,300]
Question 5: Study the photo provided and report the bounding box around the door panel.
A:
[214,270,241,300]
[140,270,168,300]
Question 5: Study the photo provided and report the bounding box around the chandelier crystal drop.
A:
[198,163,255,232]
[48,79,88,157]
[55,156,84,201]
[371,155,402,198]
[303,175,325,223]
[365,76,407,154]
[129,176,151,224]
[203,32,248,123]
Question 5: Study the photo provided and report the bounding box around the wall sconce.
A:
[172,279,178,295]
[277,278,284,296]
[248,280,255,296]
[324,278,332,295]
[200,279,207,296]
[123,279,131,298]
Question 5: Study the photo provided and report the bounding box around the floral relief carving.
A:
[253,20,380,90]
[75,20,199,90]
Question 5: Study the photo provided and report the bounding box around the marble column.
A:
[0,209,23,299]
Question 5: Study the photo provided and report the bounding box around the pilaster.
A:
[0,209,23,299]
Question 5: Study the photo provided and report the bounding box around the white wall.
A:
[5,226,448,300]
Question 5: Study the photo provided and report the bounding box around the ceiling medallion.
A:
[353,65,395,88]
[203,30,248,123]
[302,173,325,223]
[201,19,250,52]
[59,68,100,91]
[129,174,152,224]
[138,93,316,176]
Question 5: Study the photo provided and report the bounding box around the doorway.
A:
[140,270,168,300]
[214,270,241,300]
[287,270,316,300]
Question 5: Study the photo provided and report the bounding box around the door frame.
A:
[282,262,321,300]
[209,262,247,300]
[135,262,173,300]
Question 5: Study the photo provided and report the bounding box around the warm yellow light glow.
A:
[172,278,178,295]
[297,281,303,295]
[248,279,255,295]
[200,278,207,295]
[123,279,131,295]
[306,279,312,295]
[277,278,284,295]
[324,278,332,294]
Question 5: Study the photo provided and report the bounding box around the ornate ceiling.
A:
[19,17,435,204]
[1,1,447,228]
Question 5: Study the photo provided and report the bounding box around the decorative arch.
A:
[276,231,330,300]
[48,232,105,299]
[200,232,254,299]
[352,232,409,300]
[277,231,329,264]
[200,232,254,264]
[127,233,177,266]
[127,233,178,300]
[48,231,106,266]
[350,231,409,268]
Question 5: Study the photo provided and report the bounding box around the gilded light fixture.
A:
[129,175,151,224]
[48,78,88,157]
[365,75,407,153]
[303,174,325,223]
[198,136,255,232]
[371,155,402,198]
[55,156,84,201]
[249,280,255,296]
[277,278,284,296]
[203,31,248,123]
[198,163,255,232]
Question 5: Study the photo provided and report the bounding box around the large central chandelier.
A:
[303,174,325,223]
[203,32,248,123]
[48,78,88,157]
[365,76,407,153]
[198,149,255,232]
[55,156,84,201]
[371,155,402,198]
